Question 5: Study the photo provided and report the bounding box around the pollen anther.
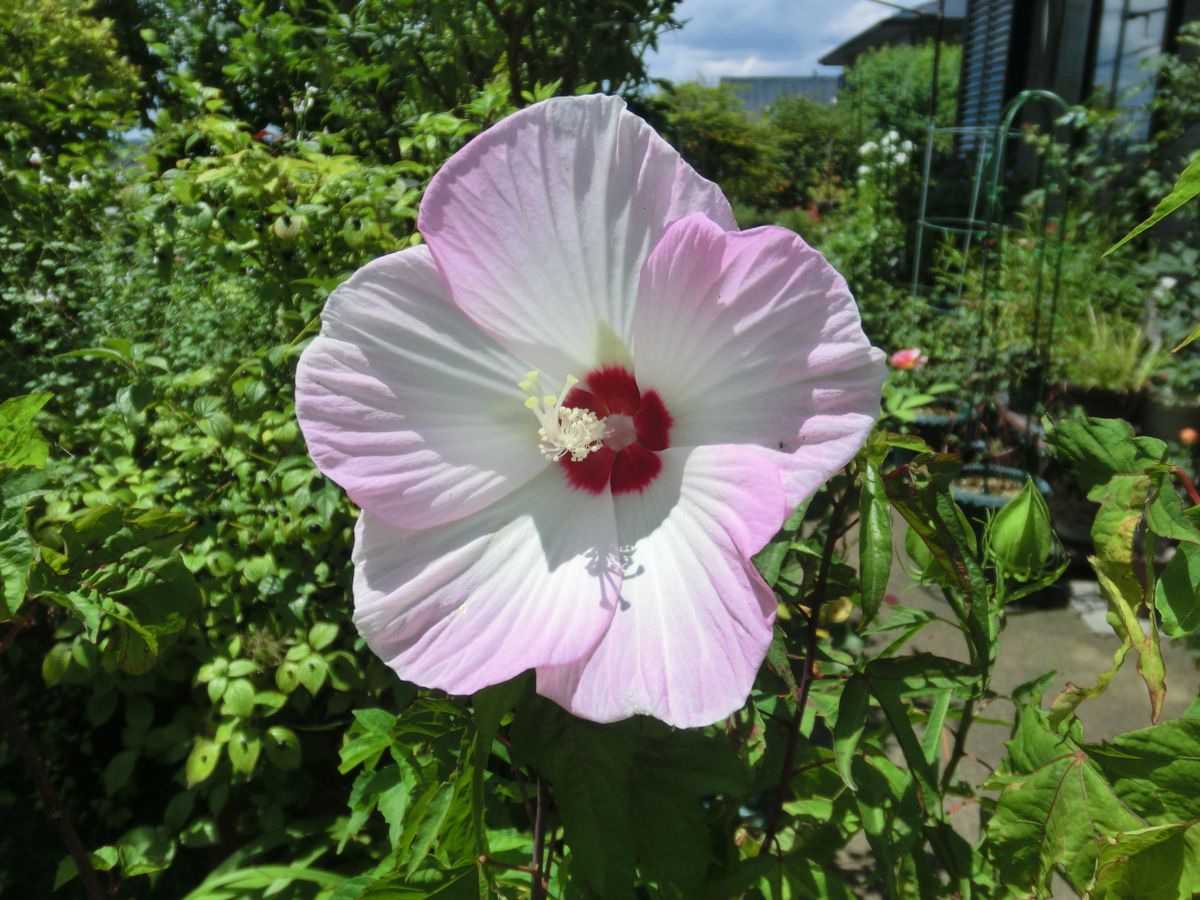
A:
[519,372,607,462]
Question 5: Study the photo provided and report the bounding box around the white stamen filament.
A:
[519,372,608,462]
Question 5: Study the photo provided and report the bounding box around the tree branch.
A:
[0,679,105,900]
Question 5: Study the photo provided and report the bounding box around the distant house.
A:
[958,0,1200,143]
[718,75,840,112]
[819,0,969,68]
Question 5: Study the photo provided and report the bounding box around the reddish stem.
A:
[1173,466,1200,507]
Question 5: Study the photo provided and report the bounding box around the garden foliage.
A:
[3,2,1200,898]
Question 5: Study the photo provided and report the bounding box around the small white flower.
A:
[884,130,900,144]
[1160,276,1178,291]
[857,164,871,176]
[28,147,42,166]
[859,141,878,156]
[894,152,908,165]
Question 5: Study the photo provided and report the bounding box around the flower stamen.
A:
[519,372,607,462]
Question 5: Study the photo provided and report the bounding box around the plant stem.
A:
[759,483,853,856]
[0,680,105,900]
[1174,466,1200,506]
[531,775,548,900]
[940,696,975,793]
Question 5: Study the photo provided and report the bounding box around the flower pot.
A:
[911,400,971,452]
[950,464,1049,512]
[1142,394,1200,444]
[1056,383,1145,425]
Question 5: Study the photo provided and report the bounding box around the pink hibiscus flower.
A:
[295,95,885,727]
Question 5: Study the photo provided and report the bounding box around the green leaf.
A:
[186,738,221,788]
[752,498,810,588]
[359,866,479,899]
[112,554,201,639]
[1089,822,1200,900]
[987,747,1142,895]
[1086,470,1168,723]
[103,749,138,795]
[849,755,921,898]
[1147,487,1200,545]
[42,643,72,686]
[228,728,261,775]
[222,678,255,718]
[276,661,300,693]
[1047,639,1130,729]
[307,621,338,651]
[0,392,51,471]
[511,701,636,899]
[858,460,892,625]
[0,505,34,619]
[833,675,869,790]
[42,590,103,639]
[1087,718,1200,822]
[1046,418,1167,495]
[263,726,301,770]
[404,782,456,878]
[1104,154,1200,256]
[226,659,259,678]
[297,654,328,695]
[471,676,526,854]
[1156,543,1200,637]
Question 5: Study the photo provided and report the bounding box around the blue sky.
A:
[644,0,894,82]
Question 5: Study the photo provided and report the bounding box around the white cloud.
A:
[646,0,895,83]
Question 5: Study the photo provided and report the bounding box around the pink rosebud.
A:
[889,348,927,370]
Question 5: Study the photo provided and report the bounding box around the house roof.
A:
[719,75,840,111]
[818,0,968,67]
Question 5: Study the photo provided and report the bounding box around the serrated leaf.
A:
[1087,718,1200,823]
[0,506,34,619]
[360,865,479,899]
[1089,821,1200,900]
[1155,543,1200,637]
[0,393,51,471]
[1046,417,1167,495]
[989,726,1142,895]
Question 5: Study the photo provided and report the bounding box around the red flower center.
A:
[558,365,672,495]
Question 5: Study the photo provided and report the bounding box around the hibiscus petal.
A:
[632,213,886,508]
[536,446,784,727]
[418,95,736,377]
[354,468,621,695]
[296,245,546,530]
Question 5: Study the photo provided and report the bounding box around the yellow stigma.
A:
[519,371,607,462]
